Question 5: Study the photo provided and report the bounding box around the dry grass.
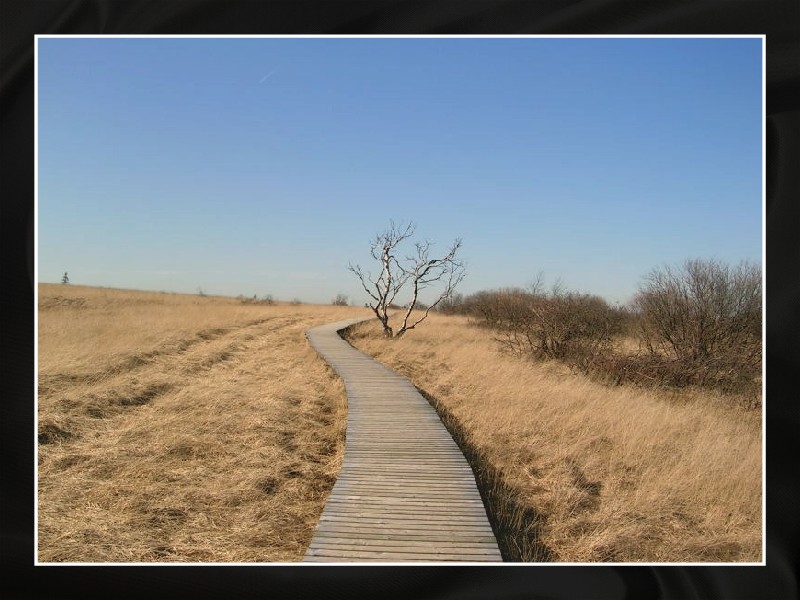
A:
[37,284,366,562]
[39,285,762,563]
[345,313,762,563]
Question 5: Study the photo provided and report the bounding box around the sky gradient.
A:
[37,36,763,306]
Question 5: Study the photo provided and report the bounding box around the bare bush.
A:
[633,259,762,390]
[332,294,349,306]
[467,285,623,363]
[238,294,274,305]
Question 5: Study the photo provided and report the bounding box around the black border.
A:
[3,1,798,598]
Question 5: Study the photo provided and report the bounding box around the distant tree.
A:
[61,272,69,285]
[348,221,466,338]
[332,293,349,306]
[436,292,464,314]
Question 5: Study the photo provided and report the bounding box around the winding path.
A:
[303,317,502,562]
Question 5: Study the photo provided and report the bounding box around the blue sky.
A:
[37,36,762,306]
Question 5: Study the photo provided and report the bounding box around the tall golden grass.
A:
[37,284,365,562]
[38,284,762,563]
[345,313,762,562]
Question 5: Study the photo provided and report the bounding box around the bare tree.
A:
[348,221,466,338]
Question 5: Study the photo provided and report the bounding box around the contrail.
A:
[259,68,278,84]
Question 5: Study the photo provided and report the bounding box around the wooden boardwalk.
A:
[303,317,502,563]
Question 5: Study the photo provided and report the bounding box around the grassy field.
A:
[345,313,762,562]
[37,284,364,562]
[38,285,762,563]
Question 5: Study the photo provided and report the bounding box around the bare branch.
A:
[348,263,381,304]
[396,238,465,337]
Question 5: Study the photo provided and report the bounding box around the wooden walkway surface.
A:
[303,317,502,563]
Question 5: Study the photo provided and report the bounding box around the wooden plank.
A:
[327,489,481,501]
[308,547,500,559]
[320,505,487,517]
[308,543,501,557]
[334,471,477,480]
[303,317,502,563]
[319,514,491,525]
[309,535,499,549]
[338,465,474,474]
[332,478,475,486]
[326,480,480,491]
[312,527,496,540]
[311,530,498,544]
[307,545,501,558]
[311,528,496,542]
[302,554,489,563]
[307,546,501,559]
[313,519,495,533]
[306,549,499,561]
[328,490,483,506]
[336,466,475,475]
[319,514,493,525]
[321,507,490,519]
[332,480,479,491]
[321,500,490,513]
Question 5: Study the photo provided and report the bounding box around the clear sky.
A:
[37,36,762,306]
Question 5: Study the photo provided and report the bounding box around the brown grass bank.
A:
[344,313,762,562]
[37,284,365,562]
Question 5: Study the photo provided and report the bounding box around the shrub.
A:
[238,294,274,305]
[467,287,623,362]
[632,259,761,389]
[332,294,349,306]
